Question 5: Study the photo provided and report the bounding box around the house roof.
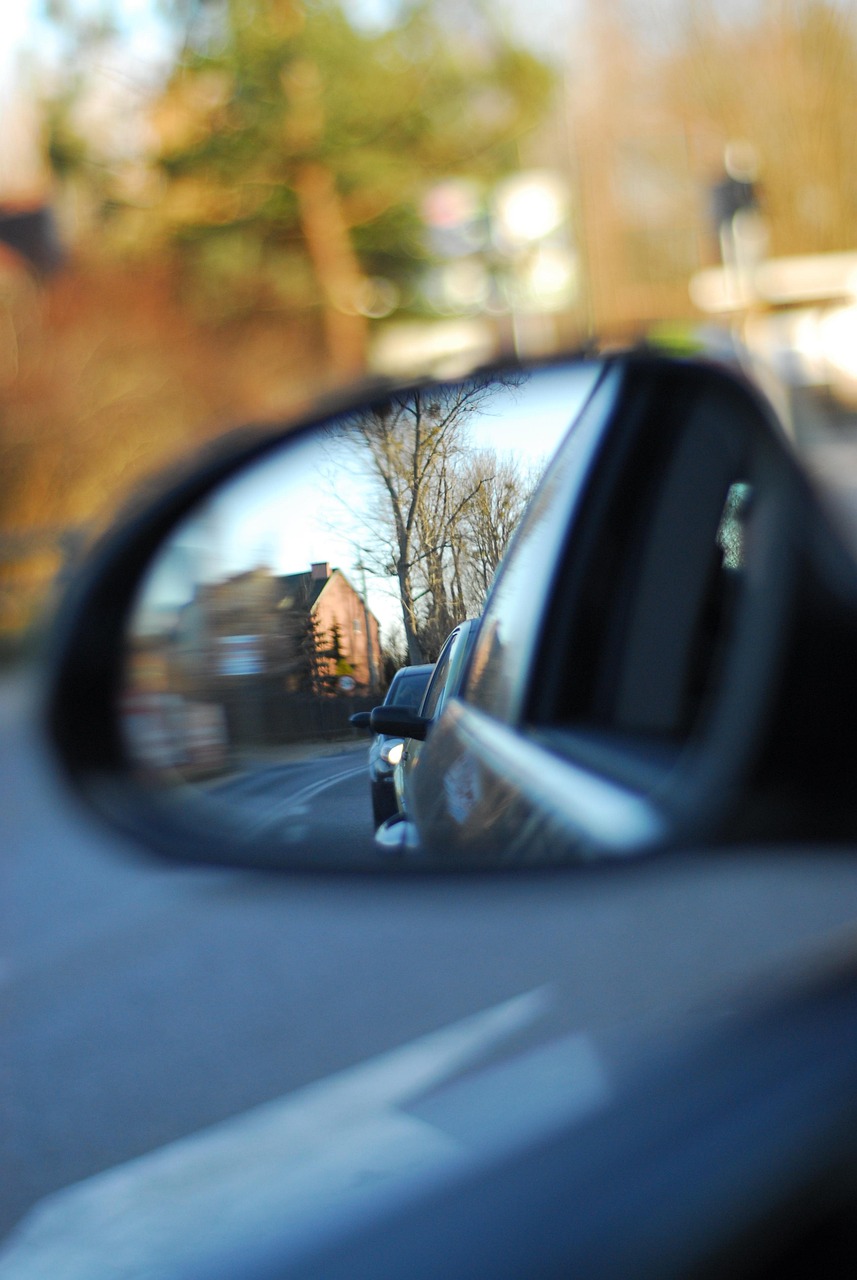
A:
[277,570,328,612]
[277,568,380,633]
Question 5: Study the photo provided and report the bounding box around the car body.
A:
[355,354,857,869]
[371,617,481,852]
[359,664,434,828]
[396,619,482,819]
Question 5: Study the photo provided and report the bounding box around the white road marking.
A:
[0,988,608,1280]
[247,764,368,835]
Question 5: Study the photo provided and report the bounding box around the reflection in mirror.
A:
[120,363,601,865]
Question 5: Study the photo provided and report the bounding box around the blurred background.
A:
[2,0,856,657]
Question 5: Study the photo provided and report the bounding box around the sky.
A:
[3,0,809,84]
[1,0,41,64]
[134,362,603,647]
[4,0,717,201]
[1,0,47,196]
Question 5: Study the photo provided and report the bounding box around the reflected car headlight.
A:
[380,739,405,766]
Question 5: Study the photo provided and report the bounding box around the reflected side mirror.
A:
[370,706,431,742]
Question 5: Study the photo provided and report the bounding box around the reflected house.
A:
[178,561,381,696]
[278,562,381,694]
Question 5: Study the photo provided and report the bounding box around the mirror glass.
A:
[120,363,602,865]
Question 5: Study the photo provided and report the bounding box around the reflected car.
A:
[370,618,481,852]
[350,663,433,828]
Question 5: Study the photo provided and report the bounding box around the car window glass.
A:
[465,367,620,724]
[421,633,459,720]
[389,674,430,710]
[534,377,761,746]
[468,364,770,756]
[609,469,750,737]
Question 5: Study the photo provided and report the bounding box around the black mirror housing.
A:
[42,350,857,873]
[370,706,431,742]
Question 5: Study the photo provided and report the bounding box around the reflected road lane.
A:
[207,747,377,854]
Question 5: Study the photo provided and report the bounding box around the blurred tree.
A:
[664,0,857,256]
[42,0,554,375]
[0,0,553,647]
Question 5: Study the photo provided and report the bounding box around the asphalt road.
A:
[9,664,857,1251]
[206,748,377,857]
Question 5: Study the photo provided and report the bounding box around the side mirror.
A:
[43,352,857,872]
[370,706,431,742]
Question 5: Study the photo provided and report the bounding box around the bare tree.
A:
[455,450,540,613]
[348,373,535,663]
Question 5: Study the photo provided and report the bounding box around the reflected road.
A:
[207,746,376,852]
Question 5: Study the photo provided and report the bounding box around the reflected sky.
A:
[134,364,602,647]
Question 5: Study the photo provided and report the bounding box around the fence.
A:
[217,680,380,748]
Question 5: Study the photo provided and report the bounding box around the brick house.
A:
[176,561,381,695]
[278,562,382,694]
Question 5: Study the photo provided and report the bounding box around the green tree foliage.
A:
[43,0,554,371]
[0,0,551,642]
